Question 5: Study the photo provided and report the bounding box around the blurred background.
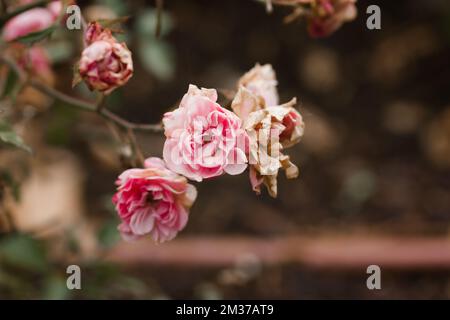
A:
[1,0,450,299]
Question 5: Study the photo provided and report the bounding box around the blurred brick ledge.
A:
[105,235,450,270]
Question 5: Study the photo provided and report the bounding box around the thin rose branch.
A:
[0,56,163,133]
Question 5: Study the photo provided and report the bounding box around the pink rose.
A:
[78,23,133,95]
[1,1,67,42]
[112,157,197,243]
[307,0,357,37]
[24,46,52,76]
[163,85,249,182]
[2,8,55,42]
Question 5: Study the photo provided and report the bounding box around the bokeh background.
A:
[1,0,450,299]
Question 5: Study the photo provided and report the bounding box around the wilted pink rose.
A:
[84,21,113,44]
[307,0,357,37]
[232,65,305,198]
[112,157,197,243]
[78,23,133,94]
[163,85,249,182]
[238,64,279,107]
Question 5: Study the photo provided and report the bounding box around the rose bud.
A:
[307,0,357,38]
[78,23,133,95]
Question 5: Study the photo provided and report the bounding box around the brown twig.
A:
[0,56,163,133]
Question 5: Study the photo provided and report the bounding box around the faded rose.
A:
[163,85,248,182]
[307,0,357,37]
[238,63,279,107]
[112,157,197,243]
[232,65,305,197]
[78,22,133,95]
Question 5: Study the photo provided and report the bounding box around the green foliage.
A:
[1,68,19,100]
[43,276,71,300]
[0,120,32,153]
[135,9,175,81]
[98,0,129,16]
[45,102,79,146]
[98,218,121,248]
[0,234,48,273]
[15,26,57,45]
[0,170,21,201]
[138,40,175,81]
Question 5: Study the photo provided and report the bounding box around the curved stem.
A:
[0,56,163,133]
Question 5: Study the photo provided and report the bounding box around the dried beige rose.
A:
[232,69,305,197]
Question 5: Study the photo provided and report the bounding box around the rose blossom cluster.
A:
[1,2,306,243]
[2,1,65,42]
[113,64,304,243]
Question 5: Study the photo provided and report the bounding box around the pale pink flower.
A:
[25,46,53,76]
[2,8,55,42]
[307,0,357,37]
[163,85,249,182]
[78,23,133,95]
[1,1,66,42]
[112,157,197,243]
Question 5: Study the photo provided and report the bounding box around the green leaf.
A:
[15,26,56,45]
[1,68,18,99]
[72,61,82,88]
[136,9,173,38]
[98,218,120,248]
[138,40,175,81]
[45,40,74,64]
[0,234,48,273]
[43,276,71,300]
[0,170,21,201]
[0,120,32,153]
[97,16,130,30]
[98,0,129,16]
